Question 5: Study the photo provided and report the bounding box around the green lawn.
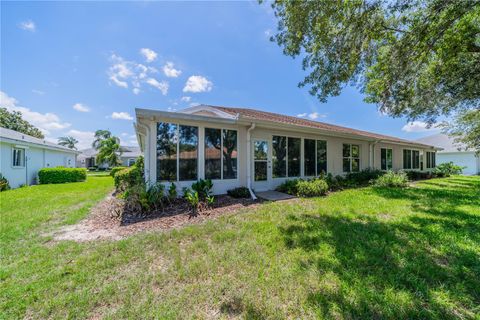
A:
[1,176,479,319]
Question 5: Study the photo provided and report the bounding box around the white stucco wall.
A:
[437,152,479,175]
[0,141,77,189]
[139,115,438,195]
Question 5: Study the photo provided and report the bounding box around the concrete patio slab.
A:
[255,191,295,201]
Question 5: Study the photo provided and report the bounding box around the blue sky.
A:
[1,1,439,149]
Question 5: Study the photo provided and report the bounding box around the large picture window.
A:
[205,128,237,180]
[12,148,25,167]
[425,151,436,168]
[343,144,360,172]
[272,136,287,178]
[381,148,393,170]
[288,137,301,177]
[204,128,221,179]
[303,139,327,176]
[403,149,420,169]
[157,122,198,182]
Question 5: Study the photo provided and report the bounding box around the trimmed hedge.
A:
[114,165,144,190]
[38,167,87,184]
[296,179,329,197]
[227,187,251,198]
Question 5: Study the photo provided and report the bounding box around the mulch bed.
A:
[50,194,261,242]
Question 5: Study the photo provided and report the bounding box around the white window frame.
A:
[403,149,420,170]
[12,147,26,168]
[303,138,327,177]
[425,151,436,169]
[343,144,360,173]
[204,127,238,181]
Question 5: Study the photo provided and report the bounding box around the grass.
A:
[1,175,479,319]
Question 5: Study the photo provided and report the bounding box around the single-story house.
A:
[416,133,479,175]
[134,105,440,196]
[0,127,79,188]
[76,146,142,169]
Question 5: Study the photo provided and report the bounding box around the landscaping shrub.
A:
[373,171,409,188]
[325,173,346,191]
[296,179,329,197]
[0,173,10,191]
[227,187,251,198]
[184,179,215,215]
[191,179,214,200]
[38,167,87,184]
[344,168,384,187]
[114,165,143,190]
[433,162,464,177]
[110,166,127,177]
[406,170,431,181]
[276,178,302,195]
[168,183,177,202]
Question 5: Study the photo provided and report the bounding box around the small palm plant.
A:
[57,136,79,150]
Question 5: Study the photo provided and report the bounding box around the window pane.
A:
[288,137,300,177]
[343,158,351,172]
[352,145,360,158]
[254,162,267,181]
[223,129,237,179]
[272,136,286,178]
[407,150,412,169]
[317,140,327,174]
[254,140,268,160]
[352,158,360,172]
[432,153,436,167]
[387,149,393,169]
[342,144,351,157]
[426,152,431,168]
[381,148,387,170]
[412,151,419,169]
[304,139,316,176]
[205,128,221,179]
[157,122,177,181]
[179,125,198,181]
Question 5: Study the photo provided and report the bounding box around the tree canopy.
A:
[269,0,479,125]
[58,136,79,150]
[0,107,45,139]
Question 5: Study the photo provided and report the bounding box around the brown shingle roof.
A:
[206,105,434,147]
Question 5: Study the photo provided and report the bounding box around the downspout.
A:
[136,122,150,185]
[246,123,257,200]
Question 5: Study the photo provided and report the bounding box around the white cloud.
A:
[145,78,169,95]
[32,89,45,95]
[183,75,213,93]
[180,96,191,102]
[140,48,157,62]
[297,112,326,120]
[264,29,272,38]
[163,62,182,78]
[111,112,133,120]
[19,20,36,32]
[1,91,70,136]
[402,121,439,133]
[72,103,90,112]
[66,129,95,150]
[108,53,165,95]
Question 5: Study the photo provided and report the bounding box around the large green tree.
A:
[93,130,122,167]
[442,109,480,154]
[268,0,479,148]
[0,107,45,139]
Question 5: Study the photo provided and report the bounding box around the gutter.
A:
[246,123,257,200]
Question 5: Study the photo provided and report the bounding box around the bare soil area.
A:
[50,193,260,242]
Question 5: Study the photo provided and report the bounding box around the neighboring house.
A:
[416,133,479,175]
[0,127,79,188]
[134,105,440,196]
[76,146,142,168]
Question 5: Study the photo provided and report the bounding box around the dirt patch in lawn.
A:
[49,193,261,242]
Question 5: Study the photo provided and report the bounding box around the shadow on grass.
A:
[279,178,480,319]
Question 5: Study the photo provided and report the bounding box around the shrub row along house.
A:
[134,105,441,196]
[0,127,79,188]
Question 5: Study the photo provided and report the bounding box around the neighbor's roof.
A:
[0,127,79,153]
[78,146,142,159]
[206,105,437,149]
[416,133,469,153]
